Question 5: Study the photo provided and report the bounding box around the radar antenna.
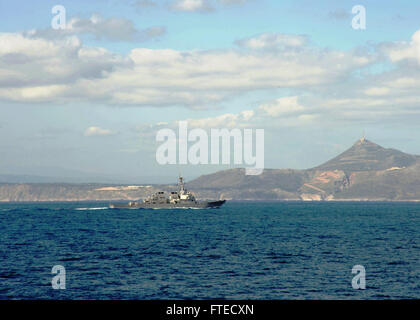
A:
[178,175,186,192]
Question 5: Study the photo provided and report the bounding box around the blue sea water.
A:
[0,201,418,300]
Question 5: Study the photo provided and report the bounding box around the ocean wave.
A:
[75,207,109,211]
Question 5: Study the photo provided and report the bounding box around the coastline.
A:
[2,199,420,203]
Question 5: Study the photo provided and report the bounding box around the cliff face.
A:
[1,139,420,202]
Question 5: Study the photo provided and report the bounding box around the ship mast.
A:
[178,175,186,193]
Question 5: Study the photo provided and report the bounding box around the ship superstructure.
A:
[109,176,226,209]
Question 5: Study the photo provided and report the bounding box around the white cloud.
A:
[186,110,255,128]
[27,14,166,42]
[170,0,250,12]
[364,87,390,96]
[259,96,305,117]
[94,45,371,107]
[236,33,309,50]
[0,85,67,102]
[0,32,130,100]
[136,93,317,136]
[387,77,419,89]
[84,126,115,137]
[171,0,213,12]
[2,28,420,127]
[383,30,420,64]
[0,31,374,106]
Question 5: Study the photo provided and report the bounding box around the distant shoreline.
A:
[1,199,420,203]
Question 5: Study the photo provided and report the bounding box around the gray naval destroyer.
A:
[109,176,226,209]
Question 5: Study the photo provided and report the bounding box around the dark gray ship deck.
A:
[109,200,226,209]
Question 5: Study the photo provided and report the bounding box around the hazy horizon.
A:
[0,137,418,184]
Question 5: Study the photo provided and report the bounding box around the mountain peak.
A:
[315,138,418,172]
[352,137,380,147]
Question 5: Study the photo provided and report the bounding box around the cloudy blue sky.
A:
[1,0,420,183]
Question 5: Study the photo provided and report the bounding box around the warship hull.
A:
[109,200,226,209]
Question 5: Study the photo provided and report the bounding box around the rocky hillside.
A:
[188,138,420,201]
[315,138,419,172]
